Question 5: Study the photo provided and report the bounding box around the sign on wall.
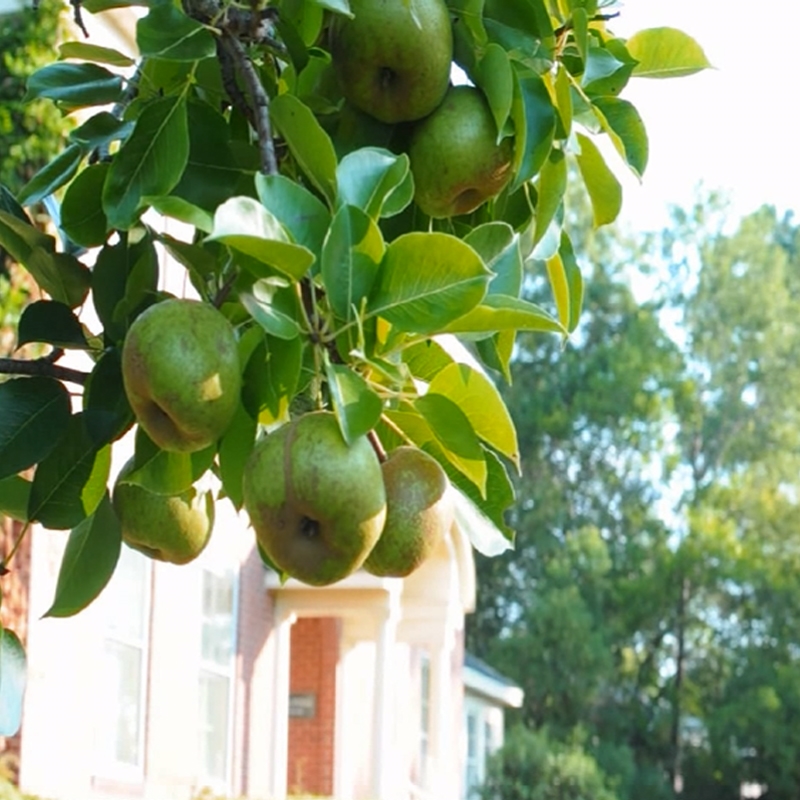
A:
[289,693,317,719]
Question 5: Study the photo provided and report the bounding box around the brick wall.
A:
[0,517,32,780]
[288,617,339,796]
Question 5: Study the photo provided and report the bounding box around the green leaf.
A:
[593,96,649,178]
[270,93,338,207]
[464,222,522,298]
[428,362,520,471]
[510,66,556,192]
[475,42,514,137]
[83,348,135,446]
[144,195,213,233]
[369,232,490,334]
[240,283,301,340]
[103,96,189,230]
[0,185,30,225]
[23,62,124,108]
[69,112,134,149]
[256,174,332,254]
[322,205,384,322]
[335,147,413,220]
[548,231,583,332]
[575,133,622,227]
[28,413,112,530]
[402,339,455,383]
[17,144,85,206]
[442,294,565,335]
[475,330,515,383]
[59,42,135,67]
[534,149,567,246]
[61,163,110,248]
[219,403,257,509]
[0,377,71,480]
[325,362,383,445]
[26,250,91,309]
[43,493,122,618]
[0,476,31,522]
[0,209,53,261]
[414,394,487,493]
[242,334,303,424]
[17,300,89,349]
[137,4,216,61]
[207,196,315,280]
[627,27,712,79]
[0,628,26,736]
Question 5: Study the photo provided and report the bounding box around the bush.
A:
[480,726,619,800]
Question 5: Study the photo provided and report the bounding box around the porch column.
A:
[371,593,401,800]
[270,604,296,800]
[334,638,355,800]
[432,628,456,797]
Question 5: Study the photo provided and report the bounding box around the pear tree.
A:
[0,0,709,734]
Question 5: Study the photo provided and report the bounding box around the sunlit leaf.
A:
[575,133,622,227]
[325,362,383,445]
[627,27,712,79]
[0,628,27,736]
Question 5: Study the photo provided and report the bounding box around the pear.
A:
[408,85,514,218]
[121,299,241,453]
[112,459,213,565]
[329,0,453,124]
[242,411,387,586]
[364,447,454,578]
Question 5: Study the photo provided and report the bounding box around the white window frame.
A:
[94,545,152,783]
[197,561,239,794]
[419,650,432,790]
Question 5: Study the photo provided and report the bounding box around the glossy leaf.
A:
[0,377,71,480]
[137,4,216,61]
[270,93,338,207]
[575,132,622,227]
[58,41,135,67]
[593,96,649,178]
[242,334,303,424]
[69,113,134,152]
[369,232,490,334]
[322,205,384,322]
[17,300,88,349]
[442,294,565,335]
[415,393,487,494]
[61,163,110,247]
[476,43,514,137]
[0,628,26,736]
[145,196,213,233]
[627,27,712,79]
[256,173,331,253]
[240,283,301,340]
[0,185,30,224]
[83,348,135,446]
[27,251,91,309]
[402,339,454,383]
[219,403,257,509]
[103,96,189,230]
[17,144,84,206]
[43,493,122,618]
[207,196,315,280]
[0,476,31,522]
[335,147,413,220]
[23,62,123,108]
[510,66,556,192]
[428,362,520,470]
[464,222,523,298]
[534,149,567,246]
[28,413,112,530]
[325,362,383,446]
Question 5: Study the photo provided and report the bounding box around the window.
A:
[419,652,431,788]
[95,545,151,776]
[198,566,237,787]
[465,711,479,799]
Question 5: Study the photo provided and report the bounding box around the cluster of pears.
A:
[117,299,455,584]
[329,0,515,218]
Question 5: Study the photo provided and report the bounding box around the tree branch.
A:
[0,356,89,385]
[221,33,279,176]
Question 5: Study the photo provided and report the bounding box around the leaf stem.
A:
[0,356,88,385]
[1,522,31,575]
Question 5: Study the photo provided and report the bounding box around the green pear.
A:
[112,459,213,565]
[242,411,387,586]
[364,447,454,578]
[329,0,453,124]
[121,299,241,453]
[408,85,514,218]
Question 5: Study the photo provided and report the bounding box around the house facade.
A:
[3,486,521,800]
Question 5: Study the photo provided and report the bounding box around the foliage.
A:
[469,196,800,798]
[0,0,67,195]
[480,725,618,800]
[0,0,705,736]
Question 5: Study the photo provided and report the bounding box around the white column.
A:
[432,629,456,798]
[371,595,401,800]
[270,604,296,800]
[334,636,355,800]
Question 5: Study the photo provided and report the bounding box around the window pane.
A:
[105,545,148,642]
[199,671,230,782]
[102,640,143,767]
[201,569,234,666]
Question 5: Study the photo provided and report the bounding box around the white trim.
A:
[463,667,523,709]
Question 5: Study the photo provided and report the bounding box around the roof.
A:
[463,652,524,709]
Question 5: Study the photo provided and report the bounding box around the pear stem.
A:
[368,429,388,463]
[0,355,88,385]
